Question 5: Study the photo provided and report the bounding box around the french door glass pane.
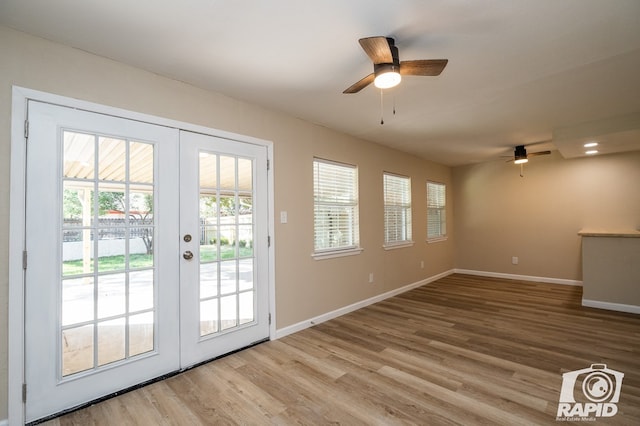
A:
[129,270,154,312]
[220,260,237,295]
[97,318,126,366]
[62,277,94,326]
[60,130,156,378]
[97,240,126,273]
[200,299,218,336]
[63,132,95,179]
[129,312,154,357]
[220,294,238,331]
[98,274,126,319]
[199,152,217,188]
[130,142,154,183]
[198,151,256,337]
[62,229,95,276]
[98,137,126,181]
[199,224,218,262]
[239,291,254,325]
[239,258,253,291]
[237,158,252,191]
[62,325,94,376]
[200,263,218,298]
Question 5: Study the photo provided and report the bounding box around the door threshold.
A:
[28,338,270,425]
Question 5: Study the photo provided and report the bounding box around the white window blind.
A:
[383,173,412,245]
[427,181,446,240]
[313,159,359,252]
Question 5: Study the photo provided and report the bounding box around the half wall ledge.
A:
[579,229,640,314]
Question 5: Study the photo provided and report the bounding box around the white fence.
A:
[63,238,149,261]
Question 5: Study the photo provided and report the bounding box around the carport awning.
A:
[62,130,252,195]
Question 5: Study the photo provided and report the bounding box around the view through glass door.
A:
[24,102,270,422]
[179,131,269,368]
[25,101,180,422]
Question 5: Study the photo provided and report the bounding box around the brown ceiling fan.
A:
[505,145,552,177]
[343,36,448,94]
[505,145,551,164]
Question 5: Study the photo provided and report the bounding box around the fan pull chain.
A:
[380,90,398,124]
[520,163,524,177]
[380,89,384,125]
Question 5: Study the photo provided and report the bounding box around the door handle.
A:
[183,250,194,260]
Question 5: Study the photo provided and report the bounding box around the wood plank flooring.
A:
[41,274,640,425]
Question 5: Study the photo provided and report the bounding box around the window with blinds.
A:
[383,173,412,246]
[313,158,359,253]
[427,181,447,241]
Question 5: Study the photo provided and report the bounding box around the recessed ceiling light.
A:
[584,142,599,148]
[585,150,599,155]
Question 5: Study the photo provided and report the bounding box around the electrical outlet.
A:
[369,273,374,283]
[512,256,519,265]
[420,260,424,269]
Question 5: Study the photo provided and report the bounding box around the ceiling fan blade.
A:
[528,151,551,157]
[343,73,375,94]
[359,37,393,64]
[400,59,448,76]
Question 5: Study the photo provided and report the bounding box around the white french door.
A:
[25,101,180,422]
[179,131,269,368]
[24,101,270,422]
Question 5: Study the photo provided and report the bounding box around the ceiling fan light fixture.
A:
[513,145,528,164]
[343,36,448,94]
[374,64,401,89]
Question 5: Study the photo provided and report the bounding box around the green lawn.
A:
[63,253,153,276]
[63,245,253,276]
[200,245,253,262]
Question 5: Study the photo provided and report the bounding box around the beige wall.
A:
[453,150,640,280]
[3,23,639,422]
[0,26,454,418]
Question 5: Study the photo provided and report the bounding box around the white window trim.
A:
[311,247,364,260]
[383,241,415,250]
[383,172,412,247]
[426,236,448,243]
[313,157,360,254]
[427,180,447,242]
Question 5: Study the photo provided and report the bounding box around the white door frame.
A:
[8,86,276,425]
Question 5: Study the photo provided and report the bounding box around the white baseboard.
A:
[453,269,583,286]
[582,299,640,315]
[274,269,454,339]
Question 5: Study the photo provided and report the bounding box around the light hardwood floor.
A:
[41,274,640,425]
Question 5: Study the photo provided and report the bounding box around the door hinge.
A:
[22,383,27,403]
[22,250,27,270]
[267,236,271,247]
[268,313,272,325]
[267,159,270,171]
[24,120,29,139]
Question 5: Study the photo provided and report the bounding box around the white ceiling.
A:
[2,0,640,166]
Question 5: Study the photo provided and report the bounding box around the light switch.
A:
[280,211,288,224]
